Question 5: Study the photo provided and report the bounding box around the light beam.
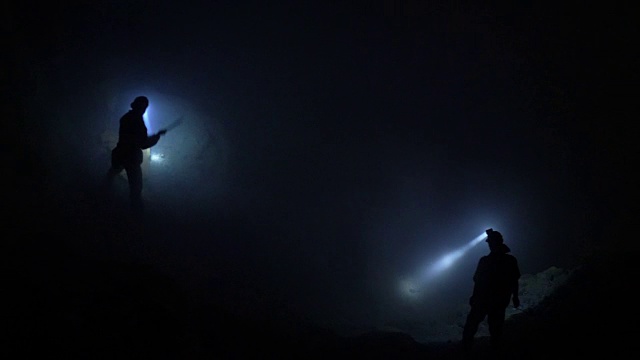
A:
[399,231,488,300]
[143,105,151,132]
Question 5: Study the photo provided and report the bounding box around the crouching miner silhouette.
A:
[461,228,520,356]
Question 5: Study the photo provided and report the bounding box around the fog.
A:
[6,1,634,342]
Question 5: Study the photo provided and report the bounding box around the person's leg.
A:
[462,306,487,351]
[106,166,122,185]
[487,306,506,353]
[106,148,123,189]
[125,164,144,214]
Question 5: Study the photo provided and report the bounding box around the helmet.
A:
[485,228,503,244]
[131,96,149,111]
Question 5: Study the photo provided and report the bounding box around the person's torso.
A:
[117,111,148,151]
[474,253,518,298]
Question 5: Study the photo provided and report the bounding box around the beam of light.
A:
[143,105,164,164]
[425,232,486,277]
[398,231,488,300]
[143,105,151,133]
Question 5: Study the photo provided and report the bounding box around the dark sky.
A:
[5,0,637,337]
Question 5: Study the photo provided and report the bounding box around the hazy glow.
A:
[150,153,164,162]
[399,231,488,299]
[399,279,419,296]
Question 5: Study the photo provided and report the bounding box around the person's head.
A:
[485,228,504,251]
[130,96,149,115]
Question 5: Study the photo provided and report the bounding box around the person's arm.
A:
[137,118,166,149]
[512,280,520,308]
[511,258,521,308]
[140,130,165,149]
[119,115,165,149]
[469,258,484,306]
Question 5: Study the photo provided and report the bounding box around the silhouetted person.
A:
[461,228,520,356]
[107,96,166,214]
